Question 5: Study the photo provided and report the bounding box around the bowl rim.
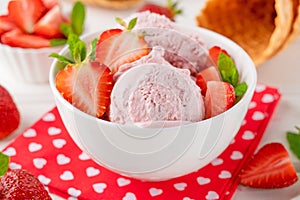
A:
[49,26,257,129]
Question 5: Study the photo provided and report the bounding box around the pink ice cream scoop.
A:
[109,63,205,126]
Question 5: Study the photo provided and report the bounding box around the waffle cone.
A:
[196,0,295,66]
[282,0,300,46]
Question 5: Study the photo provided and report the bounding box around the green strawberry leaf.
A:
[234,82,248,98]
[218,52,239,86]
[71,1,85,36]
[0,152,9,176]
[90,38,98,61]
[286,126,300,160]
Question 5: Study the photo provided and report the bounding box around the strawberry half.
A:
[0,169,52,199]
[41,0,58,10]
[34,5,65,39]
[8,0,47,34]
[0,15,15,36]
[96,18,149,74]
[138,0,182,21]
[196,66,221,96]
[1,29,50,48]
[55,62,113,118]
[204,81,235,118]
[209,46,230,66]
[0,85,20,139]
[239,143,298,188]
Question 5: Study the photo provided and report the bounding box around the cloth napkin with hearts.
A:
[1,84,280,200]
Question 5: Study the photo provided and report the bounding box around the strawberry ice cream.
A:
[109,63,205,125]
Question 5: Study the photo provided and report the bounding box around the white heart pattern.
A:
[38,175,51,185]
[252,111,265,121]
[79,152,90,160]
[68,187,81,197]
[48,127,62,136]
[52,139,67,149]
[149,188,163,197]
[93,183,107,193]
[86,167,100,177]
[60,170,74,181]
[242,130,255,140]
[117,177,131,187]
[183,197,194,200]
[205,191,219,200]
[230,151,243,160]
[57,154,71,165]
[43,113,55,121]
[211,158,223,166]
[255,84,266,93]
[218,170,232,179]
[28,142,42,152]
[33,158,47,169]
[197,177,211,185]
[23,129,37,138]
[174,182,187,191]
[262,94,274,103]
[122,192,136,200]
[248,101,257,109]
[9,162,21,170]
[3,147,16,156]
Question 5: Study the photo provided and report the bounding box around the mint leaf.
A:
[115,17,127,28]
[50,38,67,47]
[49,53,73,64]
[0,152,9,176]
[60,23,74,38]
[286,127,300,160]
[127,17,137,31]
[218,52,239,86]
[71,1,85,36]
[234,82,248,98]
[90,38,98,61]
[67,34,86,63]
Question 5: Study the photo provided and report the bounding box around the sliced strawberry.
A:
[196,66,221,96]
[41,0,58,10]
[34,5,64,39]
[239,143,298,188]
[1,29,50,48]
[0,15,15,36]
[55,62,113,118]
[138,0,182,21]
[209,46,230,66]
[204,81,235,118]
[8,0,47,33]
[96,30,149,74]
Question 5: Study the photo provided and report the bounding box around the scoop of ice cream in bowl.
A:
[49,12,257,181]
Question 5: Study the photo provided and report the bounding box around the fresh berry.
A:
[41,0,58,10]
[0,169,52,199]
[138,0,182,21]
[239,143,298,188]
[1,29,50,48]
[0,85,20,139]
[196,66,221,96]
[34,5,65,39]
[209,46,230,65]
[204,81,235,118]
[8,0,47,34]
[96,18,149,74]
[0,16,15,36]
[56,61,113,118]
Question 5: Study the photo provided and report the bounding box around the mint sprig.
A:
[218,52,247,99]
[286,126,300,160]
[50,1,85,47]
[0,152,9,176]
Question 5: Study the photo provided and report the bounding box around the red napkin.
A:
[2,84,280,200]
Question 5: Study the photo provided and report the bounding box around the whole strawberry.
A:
[0,85,20,139]
[138,0,182,21]
[0,169,52,199]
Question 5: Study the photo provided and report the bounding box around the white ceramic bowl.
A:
[49,27,257,181]
[0,44,62,83]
